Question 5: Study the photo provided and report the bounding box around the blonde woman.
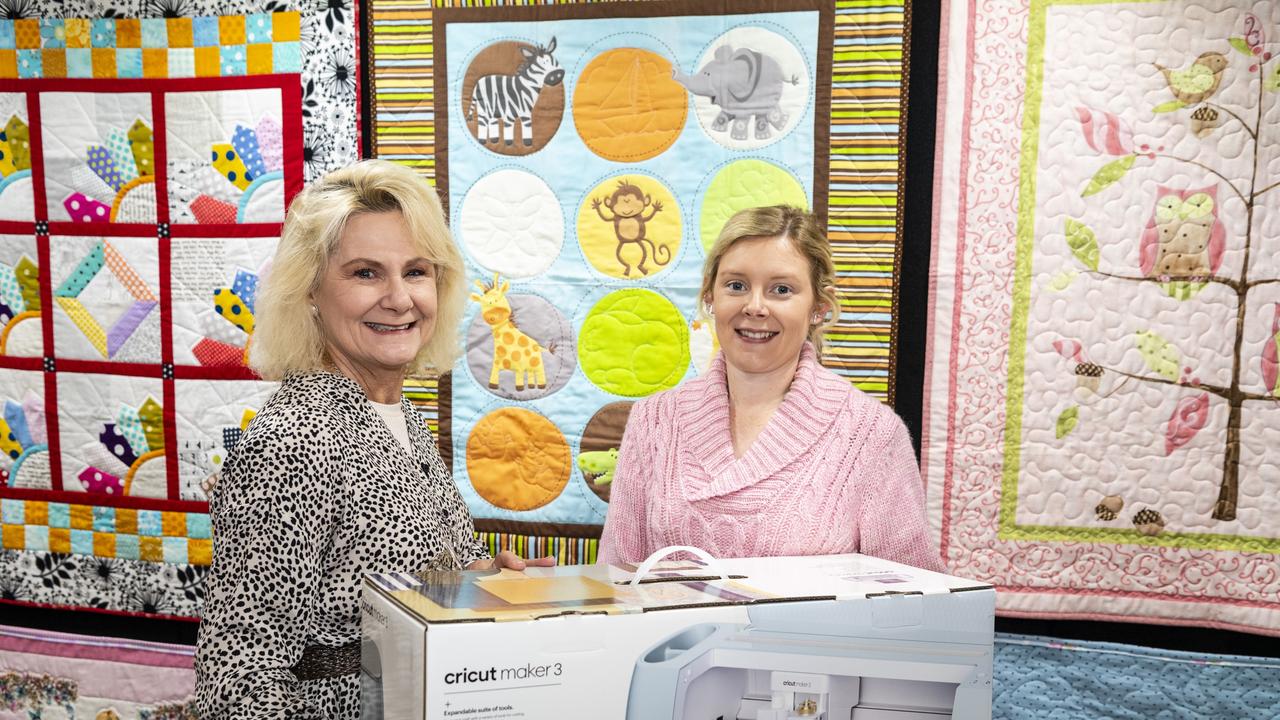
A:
[600,205,941,571]
[195,160,552,719]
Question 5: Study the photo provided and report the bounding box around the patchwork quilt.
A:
[0,623,195,719]
[926,0,1280,634]
[371,0,912,553]
[0,0,359,617]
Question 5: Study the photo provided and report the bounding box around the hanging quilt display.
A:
[0,0,360,618]
[370,0,912,555]
[925,0,1280,634]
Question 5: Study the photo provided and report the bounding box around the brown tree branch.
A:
[1204,102,1257,140]
[1094,363,1231,398]
[1256,179,1280,197]
[1150,153,1247,204]
[1086,269,1240,292]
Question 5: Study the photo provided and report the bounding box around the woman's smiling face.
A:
[708,233,819,377]
[312,210,437,387]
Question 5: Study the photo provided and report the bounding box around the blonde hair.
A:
[250,159,467,380]
[700,205,840,354]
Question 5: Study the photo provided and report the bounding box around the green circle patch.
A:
[699,159,808,252]
[578,289,689,396]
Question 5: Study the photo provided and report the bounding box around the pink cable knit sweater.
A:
[599,343,942,572]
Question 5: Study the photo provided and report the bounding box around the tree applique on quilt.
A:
[0,391,49,490]
[64,118,156,224]
[0,253,40,356]
[79,396,165,498]
[172,117,285,224]
[1044,13,1280,528]
[54,240,157,360]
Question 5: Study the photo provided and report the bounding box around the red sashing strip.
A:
[27,86,62,493]
[1,486,206,513]
[152,90,179,501]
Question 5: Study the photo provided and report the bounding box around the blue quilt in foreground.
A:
[994,633,1280,719]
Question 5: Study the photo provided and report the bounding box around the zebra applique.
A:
[467,37,565,147]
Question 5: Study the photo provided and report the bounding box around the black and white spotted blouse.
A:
[195,371,489,719]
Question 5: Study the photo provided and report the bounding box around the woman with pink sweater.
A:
[599,206,942,572]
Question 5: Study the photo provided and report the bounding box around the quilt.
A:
[0,623,195,719]
[926,0,1280,634]
[993,633,1280,719]
[0,0,359,618]
[370,0,912,553]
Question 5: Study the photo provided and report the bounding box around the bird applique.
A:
[1155,51,1228,108]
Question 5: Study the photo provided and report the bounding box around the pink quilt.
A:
[925,0,1280,635]
[0,624,194,718]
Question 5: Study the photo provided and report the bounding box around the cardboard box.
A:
[360,553,994,720]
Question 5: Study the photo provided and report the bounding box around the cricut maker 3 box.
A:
[360,549,995,720]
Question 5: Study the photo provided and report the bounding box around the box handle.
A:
[629,545,730,586]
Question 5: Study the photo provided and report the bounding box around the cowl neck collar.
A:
[677,342,850,501]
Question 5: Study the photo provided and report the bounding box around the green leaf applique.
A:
[1082,154,1136,197]
[1055,406,1079,439]
[1265,64,1280,92]
[1136,330,1182,381]
[1065,219,1099,271]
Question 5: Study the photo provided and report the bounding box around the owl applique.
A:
[1139,185,1225,280]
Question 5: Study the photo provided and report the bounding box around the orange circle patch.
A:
[572,48,687,162]
[466,408,571,511]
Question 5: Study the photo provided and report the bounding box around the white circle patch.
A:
[459,169,564,279]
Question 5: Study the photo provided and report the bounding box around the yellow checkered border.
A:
[0,12,301,79]
[1,497,211,565]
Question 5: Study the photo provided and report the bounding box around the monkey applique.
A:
[591,180,671,276]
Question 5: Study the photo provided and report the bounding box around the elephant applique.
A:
[673,45,800,141]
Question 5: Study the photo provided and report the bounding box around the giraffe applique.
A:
[470,274,550,390]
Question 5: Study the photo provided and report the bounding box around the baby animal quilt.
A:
[371,0,912,551]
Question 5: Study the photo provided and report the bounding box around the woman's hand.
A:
[467,551,558,571]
